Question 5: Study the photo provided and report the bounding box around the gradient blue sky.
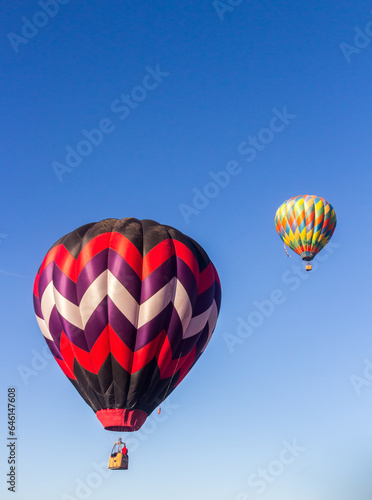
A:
[1,1,372,499]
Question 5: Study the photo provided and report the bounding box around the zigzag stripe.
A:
[64,346,198,416]
[37,281,219,375]
[53,313,208,380]
[36,233,142,286]
[37,232,202,285]
[36,254,218,347]
[41,272,217,346]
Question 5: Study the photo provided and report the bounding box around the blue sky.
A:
[1,1,372,499]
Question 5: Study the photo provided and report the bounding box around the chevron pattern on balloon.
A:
[33,218,221,426]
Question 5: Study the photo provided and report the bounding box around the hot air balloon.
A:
[275,195,337,271]
[33,218,221,436]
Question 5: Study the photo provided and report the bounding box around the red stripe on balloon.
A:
[109,232,143,277]
[173,240,200,282]
[173,348,196,386]
[198,262,216,295]
[74,233,112,280]
[131,330,165,374]
[85,325,111,373]
[142,239,175,280]
[109,325,133,373]
[37,244,63,278]
[55,357,76,380]
[156,334,196,380]
[39,244,77,282]
[58,331,77,378]
[33,272,40,298]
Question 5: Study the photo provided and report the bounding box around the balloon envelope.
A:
[275,195,337,262]
[33,218,221,431]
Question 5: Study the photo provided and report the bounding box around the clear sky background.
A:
[1,1,372,499]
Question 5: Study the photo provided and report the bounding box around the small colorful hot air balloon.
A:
[275,195,337,271]
[33,218,221,432]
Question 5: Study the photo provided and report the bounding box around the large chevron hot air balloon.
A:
[275,195,337,271]
[33,218,221,432]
